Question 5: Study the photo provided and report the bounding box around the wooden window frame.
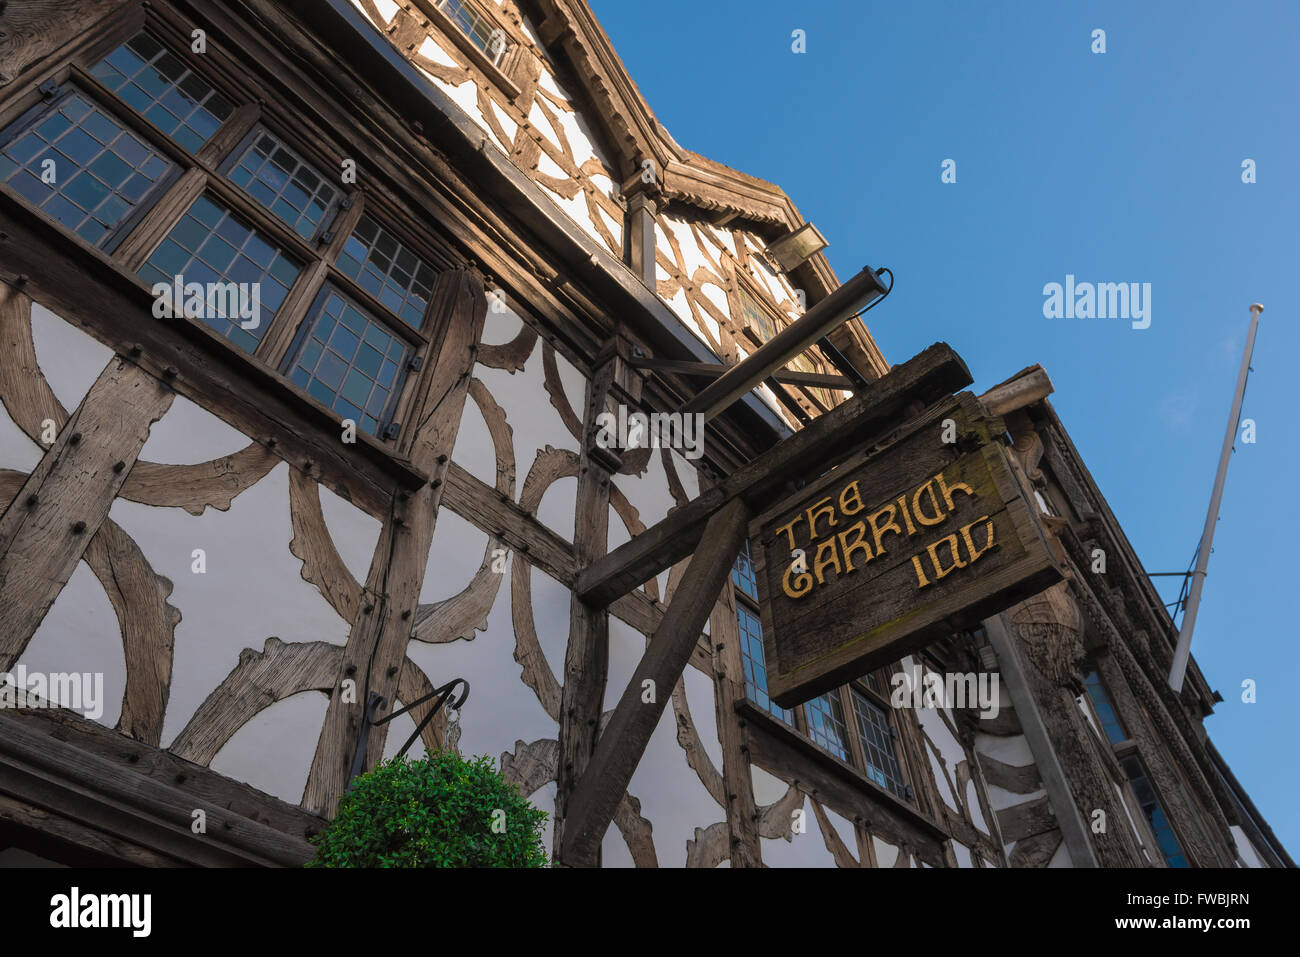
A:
[727,266,838,416]
[0,0,473,461]
[410,0,524,101]
[731,544,916,804]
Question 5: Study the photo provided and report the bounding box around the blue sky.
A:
[590,0,1298,858]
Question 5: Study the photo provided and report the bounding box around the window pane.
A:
[1083,669,1127,745]
[336,216,437,328]
[0,90,174,248]
[851,687,908,799]
[436,0,509,65]
[228,127,337,240]
[731,540,759,601]
[138,195,300,351]
[286,288,409,436]
[1120,756,1188,868]
[93,33,232,149]
[736,604,792,725]
[738,288,777,342]
[806,692,851,763]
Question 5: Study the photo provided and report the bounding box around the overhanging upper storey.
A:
[340,0,889,426]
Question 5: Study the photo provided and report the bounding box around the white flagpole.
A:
[1168,303,1263,692]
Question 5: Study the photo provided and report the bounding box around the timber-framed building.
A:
[0,0,1288,868]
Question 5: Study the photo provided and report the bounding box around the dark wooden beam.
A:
[560,496,751,866]
[679,266,888,420]
[0,709,315,867]
[554,340,638,861]
[628,355,855,391]
[575,343,972,609]
[0,354,173,670]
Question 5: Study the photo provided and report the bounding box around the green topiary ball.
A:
[306,750,549,868]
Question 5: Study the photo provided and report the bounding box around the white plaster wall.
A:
[209,691,328,805]
[405,556,560,772]
[108,463,356,748]
[600,615,722,867]
[760,793,838,867]
[18,560,124,729]
[138,394,250,465]
[0,398,42,475]
[31,303,112,412]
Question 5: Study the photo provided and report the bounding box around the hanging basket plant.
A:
[306,750,549,868]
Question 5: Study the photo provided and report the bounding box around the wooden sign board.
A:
[753,392,1062,707]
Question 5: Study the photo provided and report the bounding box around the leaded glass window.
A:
[138,194,300,352]
[337,216,437,329]
[731,539,759,601]
[0,89,174,248]
[1083,669,1127,745]
[1121,756,1188,868]
[436,0,508,66]
[227,128,338,241]
[806,692,851,762]
[851,687,908,798]
[90,33,233,152]
[737,604,792,725]
[738,288,778,342]
[284,287,411,436]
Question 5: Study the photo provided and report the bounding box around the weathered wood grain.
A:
[575,343,972,608]
[560,496,750,865]
[0,359,173,670]
[83,517,180,747]
[288,467,363,623]
[302,269,485,816]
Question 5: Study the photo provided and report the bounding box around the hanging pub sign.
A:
[752,392,1062,707]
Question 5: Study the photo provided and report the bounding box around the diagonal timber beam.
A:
[559,497,751,866]
[575,343,971,609]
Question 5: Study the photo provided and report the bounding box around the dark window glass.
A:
[0,89,174,248]
[138,194,300,353]
[738,288,778,342]
[227,128,338,241]
[436,0,508,65]
[851,687,908,798]
[91,33,233,152]
[1083,669,1127,745]
[731,539,758,601]
[806,692,851,762]
[1120,756,1188,868]
[336,216,437,329]
[285,287,410,436]
[736,603,792,725]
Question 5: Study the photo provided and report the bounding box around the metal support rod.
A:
[678,266,889,421]
[1168,303,1263,692]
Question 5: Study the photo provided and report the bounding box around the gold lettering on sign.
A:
[813,539,842,585]
[960,514,995,563]
[784,562,813,598]
[935,472,975,512]
[806,497,838,538]
[772,452,1003,601]
[837,521,873,571]
[912,479,947,526]
[913,515,996,588]
[867,503,903,554]
[896,495,918,535]
[776,515,804,551]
